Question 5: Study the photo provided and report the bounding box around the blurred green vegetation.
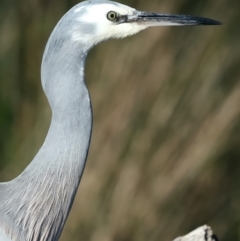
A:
[0,0,240,240]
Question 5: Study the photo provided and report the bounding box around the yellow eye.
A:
[107,11,119,22]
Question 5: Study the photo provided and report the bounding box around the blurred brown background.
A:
[0,0,239,240]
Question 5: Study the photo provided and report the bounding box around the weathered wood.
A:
[173,226,218,241]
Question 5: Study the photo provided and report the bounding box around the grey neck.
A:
[0,29,93,241]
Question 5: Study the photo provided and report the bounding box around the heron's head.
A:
[67,0,221,48]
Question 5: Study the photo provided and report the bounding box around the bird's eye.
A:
[107,11,119,22]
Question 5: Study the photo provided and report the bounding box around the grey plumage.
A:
[0,2,92,240]
[0,1,220,241]
[0,228,12,241]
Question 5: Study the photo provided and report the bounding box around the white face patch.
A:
[74,6,84,13]
[78,3,136,23]
[71,2,147,45]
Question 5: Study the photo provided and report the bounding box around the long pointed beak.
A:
[126,11,222,26]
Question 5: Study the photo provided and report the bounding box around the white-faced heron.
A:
[0,1,221,240]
